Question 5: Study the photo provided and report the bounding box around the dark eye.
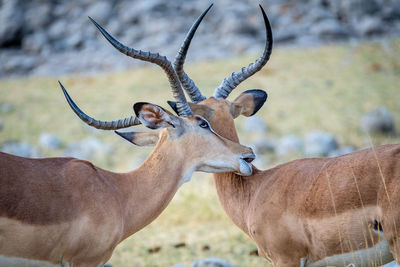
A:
[199,121,209,129]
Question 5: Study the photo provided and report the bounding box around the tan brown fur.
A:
[0,112,254,266]
[190,97,400,267]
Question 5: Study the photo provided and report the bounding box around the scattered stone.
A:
[381,260,400,267]
[253,154,270,169]
[38,133,62,151]
[3,55,37,74]
[355,16,385,36]
[275,135,303,156]
[1,142,41,158]
[310,19,349,39]
[174,242,186,248]
[24,4,53,31]
[147,246,161,254]
[361,106,396,135]
[63,137,113,161]
[87,1,113,24]
[202,245,210,251]
[191,258,233,267]
[249,249,259,256]
[328,146,356,157]
[1,103,14,114]
[0,0,24,47]
[22,32,49,53]
[253,139,275,154]
[304,131,339,157]
[243,116,268,135]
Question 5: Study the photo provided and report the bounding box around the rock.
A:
[22,32,49,53]
[171,264,186,267]
[1,0,400,77]
[274,29,297,43]
[2,55,37,75]
[328,146,356,157]
[39,133,62,151]
[253,154,270,169]
[1,142,41,158]
[355,16,385,36]
[65,32,84,49]
[24,4,53,31]
[243,116,268,134]
[1,103,14,114]
[361,106,396,135]
[276,135,303,156]
[87,1,113,24]
[307,7,335,23]
[63,137,113,161]
[0,0,24,47]
[304,131,339,157]
[191,258,233,267]
[0,119,3,131]
[103,263,113,267]
[48,19,68,42]
[310,19,349,39]
[253,139,275,154]
[381,260,400,267]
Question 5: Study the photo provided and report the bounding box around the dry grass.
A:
[0,39,399,266]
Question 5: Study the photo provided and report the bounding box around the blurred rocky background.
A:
[1,0,400,78]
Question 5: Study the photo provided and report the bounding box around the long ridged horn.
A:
[59,81,141,130]
[214,5,273,99]
[88,17,192,117]
[173,4,213,103]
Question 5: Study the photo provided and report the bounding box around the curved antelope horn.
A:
[59,81,141,130]
[89,17,192,117]
[214,5,273,99]
[173,4,213,103]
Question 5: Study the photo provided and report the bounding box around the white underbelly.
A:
[303,239,394,267]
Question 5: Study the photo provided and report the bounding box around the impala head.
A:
[58,4,271,176]
[58,82,254,175]
[167,4,272,141]
[117,102,255,176]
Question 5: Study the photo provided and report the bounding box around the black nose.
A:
[242,153,255,163]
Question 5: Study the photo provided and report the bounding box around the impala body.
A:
[0,100,254,267]
[190,97,400,267]
[0,6,257,265]
[163,4,399,267]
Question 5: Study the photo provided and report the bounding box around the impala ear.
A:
[134,102,180,129]
[230,89,268,118]
[115,131,159,146]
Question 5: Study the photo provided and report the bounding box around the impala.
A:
[86,4,400,266]
[0,19,257,267]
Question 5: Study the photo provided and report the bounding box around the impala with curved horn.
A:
[0,14,257,266]
[168,4,400,267]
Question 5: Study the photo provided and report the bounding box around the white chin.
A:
[236,160,253,176]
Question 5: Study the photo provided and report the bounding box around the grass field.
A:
[0,39,399,266]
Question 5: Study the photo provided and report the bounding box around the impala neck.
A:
[114,132,191,240]
[212,118,256,235]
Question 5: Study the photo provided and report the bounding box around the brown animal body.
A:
[0,100,255,266]
[0,8,256,264]
[161,5,400,266]
[204,98,400,266]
